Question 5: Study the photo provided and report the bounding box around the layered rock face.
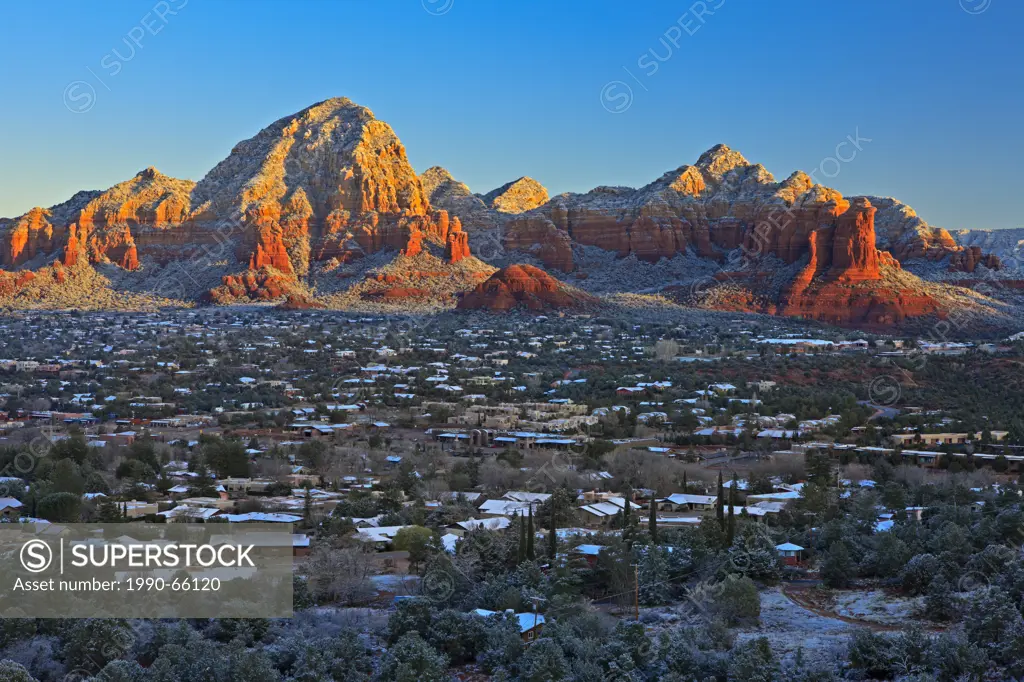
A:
[766,197,941,324]
[1,170,194,271]
[951,227,1024,267]
[503,145,797,271]
[494,146,1002,283]
[867,196,1002,271]
[0,98,475,301]
[457,264,594,311]
[2,207,62,268]
[948,246,1001,273]
[0,101,1000,324]
[867,196,961,260]
[188,99,472,278]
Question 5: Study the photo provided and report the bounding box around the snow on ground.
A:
[831,589,924,627]
[735,587,854,667]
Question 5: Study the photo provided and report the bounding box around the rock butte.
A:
[458,264,595,311]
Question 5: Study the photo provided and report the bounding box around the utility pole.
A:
[528,595,545,642]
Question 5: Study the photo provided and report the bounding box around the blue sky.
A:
[1,0,1021,231]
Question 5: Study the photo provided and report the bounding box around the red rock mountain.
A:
[486,145,998,276]
[0,103,1004,325]
[458,264,595,311]
[0,98,476,302]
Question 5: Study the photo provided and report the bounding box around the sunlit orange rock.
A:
[445,229,470,263]
[949,245,1001,273]
[457,264,595,311]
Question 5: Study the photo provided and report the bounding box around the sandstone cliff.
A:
[493,146,1001,281]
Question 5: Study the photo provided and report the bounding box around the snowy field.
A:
[735,587,855,666]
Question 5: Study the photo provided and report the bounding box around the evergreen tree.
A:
[821,541,855,588]
[97,498,122,523]
[727,475,737,545]
[622,485,633,529]
[648,497,658,545]
[682,471,688,493]
[303,482,313,527]
[517,516,526,564]
[716,471,725,529]
[548,496,558,559]
[526,505,535,561]
[926,574,959,622]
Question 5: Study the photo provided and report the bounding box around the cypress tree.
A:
[727,477,736,545]
[682,471,688,493]
[548,496,558,559]
[716,471,725,528]
[526,505,535,561]
[648,496,658,545]
[623,485,633,529]
[518,515,526,564]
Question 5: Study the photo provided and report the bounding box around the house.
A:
[220,512,303,524]
[449,517,510,536]
[473,609,545,642]
[577,497,642,528]
[502,491,551,505]
[441,533,460,553]
[657,493,717,513]
[478,499,532,517]
[890,431,1009,447]
[775,542,804,566]
[570,543,606,567]
[355,525,413,548]
[157,505,221,521]
[292,534,311,557]
[745,491,801,506]
[0,497,23,519]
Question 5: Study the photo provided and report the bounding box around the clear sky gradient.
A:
[1,0,1020,231]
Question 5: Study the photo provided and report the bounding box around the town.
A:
[1,308,1023,680]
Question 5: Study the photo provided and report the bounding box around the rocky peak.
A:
[482,177,549,214]
[191,96,429,220]
[420,166,474,204]
[667,164,708,195]
[696,144,750,179]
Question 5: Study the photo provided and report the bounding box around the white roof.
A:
[441,533,460,553]
[157,506,219,520]
[221,512,302,523]
[573,544,605,556]
[355,525,412,543]
[455,517,510,532]
[472,609,545,632]
[478,500,530,516]
[502,491,551,503]
[661,493,717,506]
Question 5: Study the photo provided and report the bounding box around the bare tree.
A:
[302,545,377,606]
